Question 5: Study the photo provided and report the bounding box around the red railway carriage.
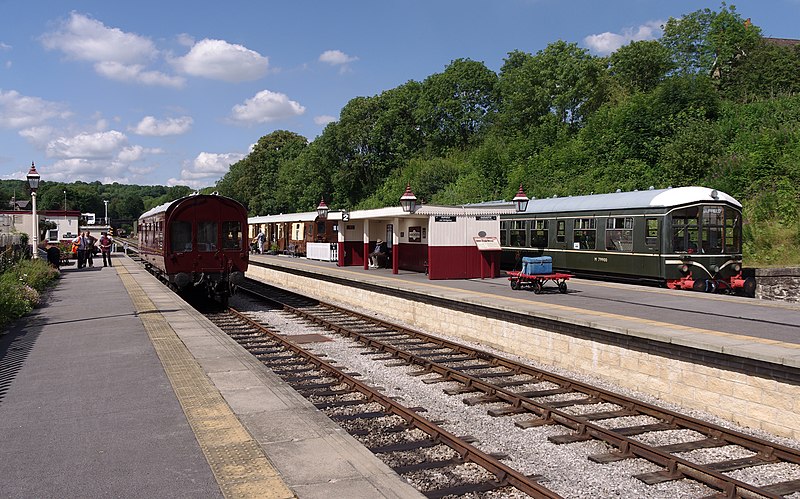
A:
[138,193,248,303]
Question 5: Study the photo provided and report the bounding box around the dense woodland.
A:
[3,4,800,265]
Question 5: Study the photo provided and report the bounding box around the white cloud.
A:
[41,12,156,65]
[167,151,245,189]
[584,20,664,55]
[172,39,269,82]
[0,42,11,51]
[229,90,305,125]
[314,115,336,126]
[94,61,185,88]
[319,49,358,65]
[46,130,128,159]
[40,12,183,87]
[131,115,193,136]
[0,90,70,129]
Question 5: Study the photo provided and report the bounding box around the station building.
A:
[248,187,519,280]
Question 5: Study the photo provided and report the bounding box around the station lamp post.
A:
[26,162,41,259]
[399,184,417,213]
[512,184,530,212]
[316,197,329,219]
[103,199,109,226]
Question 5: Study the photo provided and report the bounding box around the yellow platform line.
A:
[116,265,295,499]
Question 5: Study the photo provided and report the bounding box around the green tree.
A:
[609,40,675,94]
[661,3,762,77]
[415,58,499,152]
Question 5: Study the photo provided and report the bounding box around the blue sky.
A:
[1,1,798,189]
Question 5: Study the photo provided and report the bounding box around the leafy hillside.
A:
[215,4,800,266]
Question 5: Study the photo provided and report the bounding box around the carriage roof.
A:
[517,186,741,215]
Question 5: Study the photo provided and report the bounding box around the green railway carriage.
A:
[499,186,752,295]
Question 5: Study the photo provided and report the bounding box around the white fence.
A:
[306,242,338,262]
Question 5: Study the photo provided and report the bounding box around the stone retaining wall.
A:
[248,266,800,440]
[756,267,800,303]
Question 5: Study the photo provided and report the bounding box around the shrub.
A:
[11,258,59,292]
[0,258,59,330]
[0,274,32,328]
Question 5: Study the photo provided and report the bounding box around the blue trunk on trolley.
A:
[522,256,552,275]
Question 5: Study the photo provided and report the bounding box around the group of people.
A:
[71,231,114,269]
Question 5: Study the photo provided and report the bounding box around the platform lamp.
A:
[399,184,417,213]
[26,162,41,259]
[316,197,329,219]
[512,184,530,213]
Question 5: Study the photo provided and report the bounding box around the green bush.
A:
[0,258,59,329]
[11,258,60,292]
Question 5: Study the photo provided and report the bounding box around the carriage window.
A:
[499,221,510,246]
[510,220,526,247]
[170,222,193,252]
[556,220,566,243]
[645,218,659,249]
[701,206,724,254]
[724,207,741,253]
[671,207,699,253]
[605,217,633,252]
[529,220,549,247]
[197,222,217,252]
[573,218,596,250]
[222,221,242,250]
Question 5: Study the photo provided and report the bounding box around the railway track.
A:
[206,307,559,498]
[234,278,800,498]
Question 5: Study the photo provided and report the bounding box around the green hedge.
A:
[0,258,60,330]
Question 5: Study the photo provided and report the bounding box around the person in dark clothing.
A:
[46,243,61,269]
[73,232,88,268]
[99,232,113,267]
[369,239,388,269]
[85,231,97,267]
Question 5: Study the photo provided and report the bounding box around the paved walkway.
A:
[0,257,420,498]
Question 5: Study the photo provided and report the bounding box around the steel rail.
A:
[241,282,798,498]
[224,307,561,499]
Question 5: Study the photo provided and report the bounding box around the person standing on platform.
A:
[73,232,88,269]
[99,232,113,267]
[255,229,265,254]
[85,231,97,267]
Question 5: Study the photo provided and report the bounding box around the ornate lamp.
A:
[399,184,417,213]
[512,184,530,212]
[316,197,329,219]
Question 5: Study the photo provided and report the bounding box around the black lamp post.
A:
[512,184,530,212]
[26,162,41,259]
[399,184,417,213]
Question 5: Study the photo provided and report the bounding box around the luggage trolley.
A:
[507,256,571,294]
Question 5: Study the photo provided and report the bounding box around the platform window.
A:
[573,218,596,250]
[724,207,741,253]
[499,221,510,246]
[529,220,549,248]
[197,221,217,252]
[509,220,526,247]
[48,229,59,242]
[222,221,242,250]
[169,221,192,253]
[671,207,699,253]
[605,217,633,252]
[645,218,659,249]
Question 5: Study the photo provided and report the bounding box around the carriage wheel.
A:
[558,281,568,294]
[510,278,520,290]
[532,280,543,294]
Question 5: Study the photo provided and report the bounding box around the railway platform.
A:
[246,254,800,441]
[0,256,422,498]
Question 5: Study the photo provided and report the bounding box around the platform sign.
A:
[435,216,457,222]
[474,236,501,251]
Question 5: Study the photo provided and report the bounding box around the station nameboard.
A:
[473,236,501,251]
[435,216,457,222]
[475,215,497,221]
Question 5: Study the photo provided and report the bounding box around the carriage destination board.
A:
[473,236,501,251]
